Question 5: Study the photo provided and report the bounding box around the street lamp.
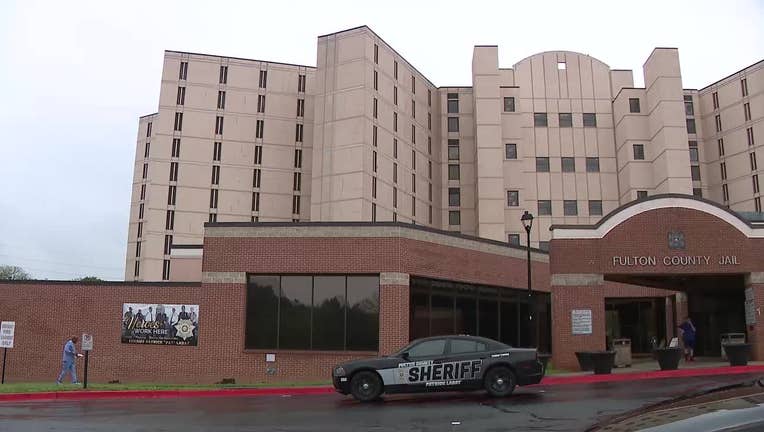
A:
[520,211,535,347]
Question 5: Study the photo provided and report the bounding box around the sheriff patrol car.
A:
[332,335,544,402]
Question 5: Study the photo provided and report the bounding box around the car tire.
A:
[484,366,516,398]
[350,371,383,402]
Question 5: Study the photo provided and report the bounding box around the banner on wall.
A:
[121,303,199,346]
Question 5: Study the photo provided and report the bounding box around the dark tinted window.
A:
[558,112,572,127]
[505,143,517,159]
[408,339,447,358]
[583,113,597,127]
[562,157,575,172]
[503,97,515,112]
[586,157,600,172]
[450,339,488,354]
[629,98,641,113]
[538,200,552,216]
[536,157,550,172]
[347,276,379,351]
[279,276,312,349]
[534,113,548,127]
[312,276,345,350]
[246,276,279,349]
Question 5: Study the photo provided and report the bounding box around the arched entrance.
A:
[549,194,764,370]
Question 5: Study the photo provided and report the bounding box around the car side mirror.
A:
[400,351,410,360]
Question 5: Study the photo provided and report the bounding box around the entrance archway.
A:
[548,194,764,370]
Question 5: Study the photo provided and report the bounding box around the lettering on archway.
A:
[612,255,740,267]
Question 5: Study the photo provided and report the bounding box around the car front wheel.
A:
[484,366,516,398]
[350,371,383,402]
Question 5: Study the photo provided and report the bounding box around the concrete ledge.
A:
[746,272,764,285]
[380,272,409,286]
[551,273,604,286]
[202,272,246,284]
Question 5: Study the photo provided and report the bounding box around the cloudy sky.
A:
[0,0,762,280]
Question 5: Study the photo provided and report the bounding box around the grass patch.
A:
[0,381,331,394]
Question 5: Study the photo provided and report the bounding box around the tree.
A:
[78,276,104,282]
[0,265,32,280]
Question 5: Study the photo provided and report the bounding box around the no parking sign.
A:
[82,333,93,351]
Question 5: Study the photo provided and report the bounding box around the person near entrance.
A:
[56,336,83,384]
[678,317,697,361]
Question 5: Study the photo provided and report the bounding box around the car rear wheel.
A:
[350,371,383,402]
[484,366,516,398]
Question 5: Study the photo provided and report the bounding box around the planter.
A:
[723,343,752,366]
[538,353,551,375]
[575,352,594,372]
[653,347,683,371]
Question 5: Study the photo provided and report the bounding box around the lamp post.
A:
[521,210,535,347]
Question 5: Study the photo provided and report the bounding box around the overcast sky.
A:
[0,0,762,280]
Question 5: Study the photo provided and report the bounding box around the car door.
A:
[393,338,449,393]
[444,337,490,389]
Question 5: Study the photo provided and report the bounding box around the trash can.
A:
[613,338,632,368]
[720,333,746,360]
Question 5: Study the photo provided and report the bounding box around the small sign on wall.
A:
[0,322,15,348]
[745,288,757,325]
[571,309,593,335]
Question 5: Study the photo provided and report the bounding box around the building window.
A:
[174,112,183,131]
[292,195,301,214]
[297,99,305,117]
[293,172,301,191]
[162,260,171,281]
[393,187,397,208]
[372,176,377,198]
[209,189,219,209]
[217,90,226,110]
[448,140,460,160]
[428,136,432,154]
[563,200,578,216]
[257,94,266,113]
[448,211,461,226]
[373,151,377,173]
[686,118,696,134]
[684,95,694,116]
[536,157,550,172]
[588,200,602,216]
[448,164,460,181]
[448,117,459,132]
[169,162,179,181]
[412,196,416,217]
[447,93,459,113]
[691,165,701,181]
[412,150,416,170]
[537,200,552,216]
[718,138,725,157]
[412,173,416,193]
[219,65,228,84]
[373,70,378,91]
[139,203,145,219]
[212,141,222,162]
[294,149,302,168]
[722,183,729,202]
[583,113,597,127]
[245,275,379,351]
[178,61,188,80]
[412,99,416,119]
[637,190,648,199]
[298,74,306,92]
[144,142,150,158]
[393,212,397,222]
[374,44,379,64]
[373,125,378,148]
[561,157,575,172]
[391,137,396,157]
[135,241,141,258]
[633,144,645,160]
[393,60,398,80]
[751,152,758,171]
[146,121,152,137]
[505,143,517,159]
[742,78,748,97]
[372,203,377,222]
[448,187,460,207]
[753,174,760,194]
[756,197,762,213]
[254,145,263,165]
[209,213,217,223]
[538,242,550,252]
[295,124,304,142]
[586,157,600,172]
[177,86,186,105]
[428,205,433,224]
[134,260,140,278]
[393,86,398,105]
[214,116,224,135]
[393,162,398,184]
[715,114,722,132]
[140,184,146,200]
[167,186,176,206]
[169,138,180,158]
[164,234,173,255]
[411,75,416,94]
[534,113,548,127]
[428,183,432,201]
[629,98,640,113]
[428,113,432,131]
[558,113,572,127]
[744,103,751,122]
[252,191,260,211]
[693,188,702,198]
[508,234,520,246]
[503,97,515,112]
[258,70,267,88]
[393,112,398,131]
[142,163,148,179]
[507,190,519,207]
[373,97,378,119]
[137,221,143,238]
[211,165,220,185]
[712,91,719,109]
[253,169,261,188]
[411,125,416,144]
[689,147,699,163]
[748,127,755,146]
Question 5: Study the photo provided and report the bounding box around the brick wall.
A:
[746,284,764,361]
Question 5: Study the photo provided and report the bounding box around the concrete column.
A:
[745,273,764,360]
[550,274,605,371]
[378,272,410,355]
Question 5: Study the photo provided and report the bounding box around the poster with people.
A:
[122,303,199,346]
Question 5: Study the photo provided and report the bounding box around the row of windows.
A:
[531,156,601,173]
[710,79,749,110]
[533,112,597,128]
[373,43,431,107]
[179,61,307,92]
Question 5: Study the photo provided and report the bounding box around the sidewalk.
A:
[553,357,764,377]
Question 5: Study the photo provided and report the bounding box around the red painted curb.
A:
[539,364,764,386]
[1,365,762,403]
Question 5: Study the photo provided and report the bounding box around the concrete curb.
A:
[2,365,763,402]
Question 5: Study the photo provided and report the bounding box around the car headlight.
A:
[333,366,346,377]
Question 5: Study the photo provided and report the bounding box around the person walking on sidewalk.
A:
[56,336,83,384]
[679,317,697,361]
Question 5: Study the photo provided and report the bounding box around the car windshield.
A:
[394,337,509,356]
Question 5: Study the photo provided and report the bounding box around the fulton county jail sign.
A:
[612,255,740,267]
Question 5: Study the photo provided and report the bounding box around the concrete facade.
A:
[126,25,763,281]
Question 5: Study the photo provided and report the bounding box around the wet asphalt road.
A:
[0,374,761,432]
